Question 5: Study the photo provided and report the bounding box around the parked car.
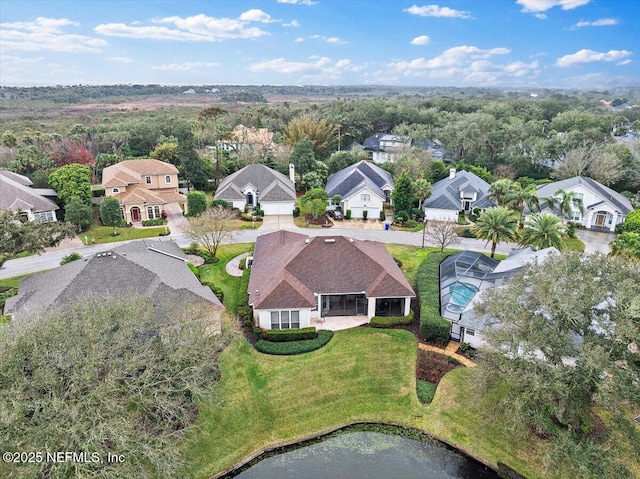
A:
[329,210,343,220]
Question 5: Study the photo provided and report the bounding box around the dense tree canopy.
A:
[0,296,229,478]
[0,210,76,256]
[48,163,92,206]
[477,253,640,478]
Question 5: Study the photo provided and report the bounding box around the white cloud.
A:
[534,13,547,19]
[617,59,632,65]
[283,19,300,27]
[404,5,471,19]
[238,9,277,24]
[294,37,304,42]
[387,45,536,85]
[517,0,590,13]
[390,45,510,71]
[248,56,331,74]
[556,49,632,67]
[151,61,219,71]
[1,55,44,64]
[411,35,431,45]
[310,34,347,44]
[277,0,316,4]
[107,56,134,63]
[573,18,618,28]
[1,16,107,52]
[95,14,269,41]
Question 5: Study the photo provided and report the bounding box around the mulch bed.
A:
[416,349,461,383]
[303,214,334,227]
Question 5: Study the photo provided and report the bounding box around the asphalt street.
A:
[0,219,612,280]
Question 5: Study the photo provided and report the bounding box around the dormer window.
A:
[145,176,152,184]
[112,187,119,193]
[361,193,370,201]
[165,175,171,184]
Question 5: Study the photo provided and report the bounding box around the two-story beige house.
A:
[102,159,187,223]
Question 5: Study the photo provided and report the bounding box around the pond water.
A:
[233,431,499,479]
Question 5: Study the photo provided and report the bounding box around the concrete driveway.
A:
[575,229,615,254]
[164,203,189,235]
[261,215,296,230]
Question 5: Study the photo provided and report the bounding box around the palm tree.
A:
[414,178,432,208]
[488,179,514,206]
[545,189,585,221]
[471,206,519,258]
[520,213,566,251]
[505,182,540,226]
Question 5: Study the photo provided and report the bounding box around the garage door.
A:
[261,202,295,216]
[349,207,380,219]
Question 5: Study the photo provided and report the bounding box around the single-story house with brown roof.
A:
[248,231,415,330]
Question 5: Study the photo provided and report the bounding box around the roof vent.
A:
[349,238,354,243]
[305,239,310,244]
[324,239,336,243]
[107,252,112,256]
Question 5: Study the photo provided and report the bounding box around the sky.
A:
[0,0,638,88]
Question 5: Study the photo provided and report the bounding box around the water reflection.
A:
[234,432,498,479]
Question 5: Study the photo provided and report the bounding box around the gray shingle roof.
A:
[325,160,393,200]
[423,170,494,211]
[214,164,296,202]
[536,176,632,215]
[248,231,414,310]
[0,170,59,214]
[5,240,221,319]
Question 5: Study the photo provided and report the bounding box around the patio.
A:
[311,315,370,331]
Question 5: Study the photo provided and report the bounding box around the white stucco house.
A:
[248,231,415,330]
[213,164,296,216]
[325,160,393,219]
[535,176,632,232]
[422,169,495,222]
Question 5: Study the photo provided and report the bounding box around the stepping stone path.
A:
[226,252,251,277]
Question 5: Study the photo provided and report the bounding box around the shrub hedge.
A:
[187,262,200,279]
[416,252,453,344]
[236,269,252,327]
[60,252,82,265]
[141,218,167,226]
[255,330,333,355]
[202,281,225,304]
[187,190,208,217]
[369,310,414,328]
[263,327,317,342]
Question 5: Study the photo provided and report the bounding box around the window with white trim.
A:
[145,176,152,184]
[570,210,582,221]
[165,175,171,184]
[360,193,370,201]
[466,328,475,337]
[270,310,301,330]
[33,211,55,223]
[154,206,160,218]
[147,206,154,219]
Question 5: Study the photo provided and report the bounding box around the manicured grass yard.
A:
[384,245,445,286]
[197,243,253,311]
[80,225,169,244]
[563,236,586,252]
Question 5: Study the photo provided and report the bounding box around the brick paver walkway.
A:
[418,341,477,368]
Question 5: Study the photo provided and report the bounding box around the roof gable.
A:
[214,164,296,202]
[423,170,494,211]
[325,161,393,199]
[0,172,59,213]
[536,176,632,215]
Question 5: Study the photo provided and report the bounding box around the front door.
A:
[246,193,254,206]
[463,201,471,212]
[595,211,607,227]
[131,207,141,221]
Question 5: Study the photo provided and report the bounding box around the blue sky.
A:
[1,0,638,88]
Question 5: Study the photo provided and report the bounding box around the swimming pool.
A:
[449,282,479,309]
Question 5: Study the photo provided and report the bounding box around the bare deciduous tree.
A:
[184,206,236,259]
[424,219,461,251]
[553,144,622,186]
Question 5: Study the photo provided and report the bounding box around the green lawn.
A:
[384,245,446,286]
[79,225,169,244]
[183,328,423,478]
[197,243,253,311]
[563,236,586,252]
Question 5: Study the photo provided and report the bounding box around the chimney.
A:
[449,168,456,180]
[289,163,295,184]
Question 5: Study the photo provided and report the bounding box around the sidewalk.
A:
[419,341,477,368]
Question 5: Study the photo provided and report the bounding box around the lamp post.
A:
[421,214,428,249]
